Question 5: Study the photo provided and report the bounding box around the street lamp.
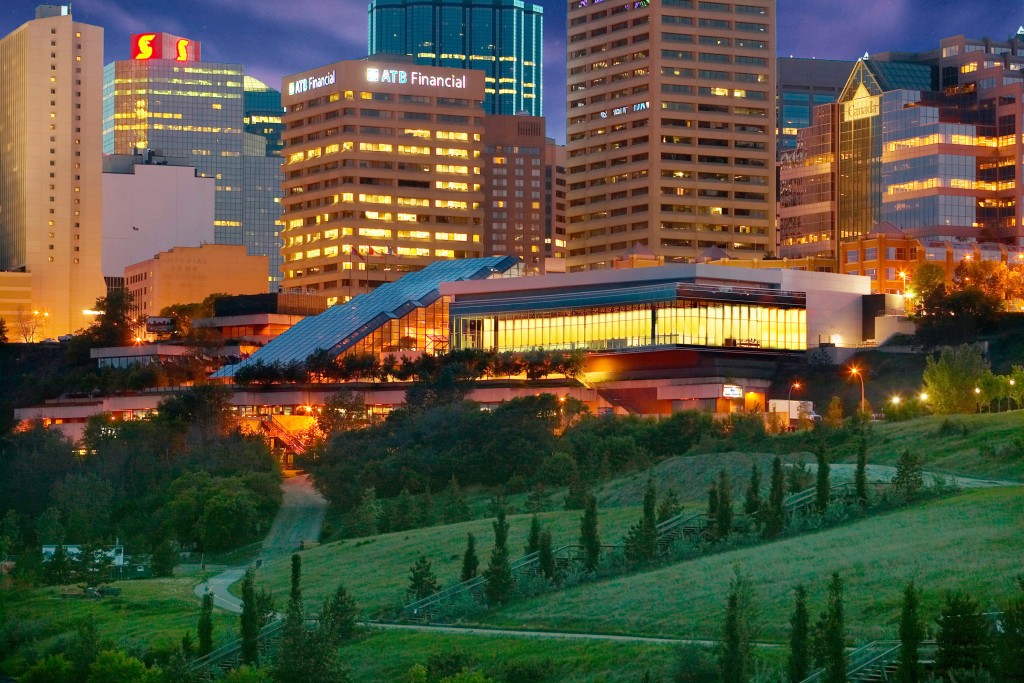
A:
[975,386,982,413]
[849,366,866,414]
[788,381,801,403]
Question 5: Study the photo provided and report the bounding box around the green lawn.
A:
[0,572,236,673]
[249,506,649,616]
[336,628,727,682]
[480,487,1024,643]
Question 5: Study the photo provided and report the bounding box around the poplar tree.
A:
[764,456,786,539]
[460,533,479,583]
[484,505,514,604]
[525,515,542,555]
[198,591,214,657]
[744,463,762,518]
[823,572,847,683]
[538,529,555,580]
[716,470,733,540]
[239,569,259,666]
[815,448,831,515]
[897,581,923,683]
[854,437,868,508]
[719,568,757,683]
[789,585,810,683]
[580,493,601,572]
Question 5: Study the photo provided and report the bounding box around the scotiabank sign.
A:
[130,32,201,62]
[366,67,467,89]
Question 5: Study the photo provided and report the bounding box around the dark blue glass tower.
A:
[368,0,542,116]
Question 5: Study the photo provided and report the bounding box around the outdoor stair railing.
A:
[401,480,874,621]
[186,618,285,680]
[798,640,936,683]
[262,415,306,455]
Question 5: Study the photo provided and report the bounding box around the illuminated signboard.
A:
[287,71,337,96]
[130,33,200,62]
[722,385,743,399]
[598,101,650,119]
[842,84,879,122]
[366,67,467,89]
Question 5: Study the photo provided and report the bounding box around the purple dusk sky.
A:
[1,0,1019,142]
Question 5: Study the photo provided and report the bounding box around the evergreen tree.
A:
[352,486,380,536]
[815,447,831,515]
[995,576,1024,683]
[274,569,306,681]
[892,450,924,501]
[151,538,178,578]
[320,582,358,644]
[716,470,733,540]
[625,478,658,563]
[708,483,720,519]
[764,456,786,539]
[44,544,74,586]
[564,464,589,511]
[897,581,924,683]
[657,487,682,523]
[239,569,260,666]
[743,463,762,518]
[538,529,555,580]
[855,437,868,508]
[392,488,416,532]
[823,572,847,683]
[442,477,471,523]
[935,591,991,678]
[789,585,810,683]
[198,591,214,657]
[290,553,302,605]
[418,486,435,527]
[525,515,542,555]
[580,493,601,572]
[483,505,514,605]
[461,533,479,583]
[788,460,811,494]
[407,555,441,601]
[718,567,757,683]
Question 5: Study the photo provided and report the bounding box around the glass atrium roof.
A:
[212,256,518,378]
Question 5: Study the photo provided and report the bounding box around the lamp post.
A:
[975,386,982,413]
[850,367,866,414]
[788,381,801,403]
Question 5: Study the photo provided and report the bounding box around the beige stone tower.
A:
[0,5,106,338]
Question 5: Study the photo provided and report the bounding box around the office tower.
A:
[481,115,548,273]
[782,28,1024,277]
[368,0,543,116]
[245,76,285,156]
[104,33,284,288]
[544,140,567,265]
[279,59,487,303]
[565,0,777,272]
[103,151,216,282]
[776,57,853,156]
[0,5,106,337]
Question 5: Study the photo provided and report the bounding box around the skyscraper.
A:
[103,33,284,288]
[368,0,543,116]
[0,5,106,337]
[565,0,777,271]
[279,59,487,302]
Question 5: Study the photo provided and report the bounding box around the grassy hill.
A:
[250,506,652,616]
[479,486,1024,642]
[0,571,236,672]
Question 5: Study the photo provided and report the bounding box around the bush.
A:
[500,660,552,683]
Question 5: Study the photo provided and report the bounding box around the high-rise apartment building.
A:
[481,115,548,273]
[103,33,284,287]
[279,59,487,302]
[544,140,567,265]
[565,0,777,272]
[0,5,106,337]
[781,28,1024,268]
[368,0,543,116]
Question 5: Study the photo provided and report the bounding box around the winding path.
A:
[194,474,328,614]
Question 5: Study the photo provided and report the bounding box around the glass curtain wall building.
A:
[104,33,284,288]
[367,0,543,116]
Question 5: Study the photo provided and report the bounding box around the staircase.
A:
[262,415,306,456]
[783,482,856,517]
[798,641,937,683]
[186,619,284,680]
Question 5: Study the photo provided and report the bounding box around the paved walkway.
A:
[815,463,1020,489]
[194,474,328,614]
